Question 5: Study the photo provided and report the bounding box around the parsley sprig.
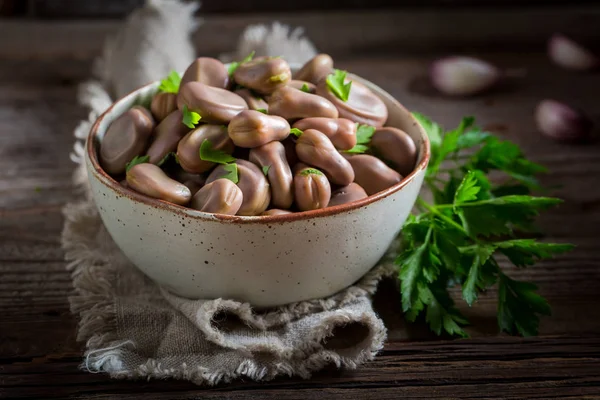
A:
[158,71,181,94]
[125,155,149,172]
[326,69,352,102]
[345,124,375,154]
[396,113,574,338]
[228,51,255,76]
[182,105,201,129]
[199,140,238,183]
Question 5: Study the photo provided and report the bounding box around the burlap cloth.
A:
[63,0,396,385]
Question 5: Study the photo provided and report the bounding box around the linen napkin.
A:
[64,0,393,385]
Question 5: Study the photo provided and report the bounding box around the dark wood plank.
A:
[2,8,600,60]
[23,0,596,19]
[2,338,599,399]
[0,15,599,399]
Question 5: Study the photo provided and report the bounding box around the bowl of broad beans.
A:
[85,53,430,307]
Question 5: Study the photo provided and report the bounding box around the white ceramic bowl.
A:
[85,72,430,307]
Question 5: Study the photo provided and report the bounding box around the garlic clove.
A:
[534,99,593,142]
[430,56,500,96]
[548,34,600,71]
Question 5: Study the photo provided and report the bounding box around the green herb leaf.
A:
[344,124,375,153]
[343,144,369,154]
[182,105,201,129]
[157,152,177,167]
[457,195,562,237]
[199,140,236,164]
[158,71,181,93]
[300,83,311,93]
[256,108,267,114]
[461,245,496,306]
[326,69,352,102]
[422,286,469,338]
[412,112,442,153]
[299,168,323,176]
[228,50,255,75]
[290,128,303,137]
[269,73,288,83]
[453,171,481,206]
[262,165,270,176]
[125,155,150,173]
[497,274,551,337]
[356,124,375,144]
[496,239,575,267]
[220,163,239,184]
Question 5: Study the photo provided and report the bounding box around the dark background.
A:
[0,0,594,18]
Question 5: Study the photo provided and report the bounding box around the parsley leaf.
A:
[300,83,311,93]
[262,165,270,176]
[182,105,201,129]
[356,124,375,144]
[269,73,288,83]
[199,140,236,164]
[453,171,481,206]
[497,274,551,337]
[326,69,352,102]
[461,245,496,306]
[125,155,149,172]
[228,51,255,75]
[158,71,181,93]
[345,124,376,154]
[299,168,323,176]
[290,128,303,137]
[256,108,267,114]
[157,152,178,167]
[343,144,369,154]
[496,239,574,267]
[220,163,239,184]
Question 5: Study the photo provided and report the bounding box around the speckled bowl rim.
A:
[87,73,430,224]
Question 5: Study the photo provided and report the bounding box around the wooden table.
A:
[1,9,600,399]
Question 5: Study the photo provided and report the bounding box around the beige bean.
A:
[126,163,191,205]
[180,57,229,89]
[293,117,357,150]
[177,82,247,124]
[177,125,233,173]
[233,57,292,95]
[261,209,292,216]
[100,106,155,175]
[346,154,403,195]
[328,183,368,207]
[228,110,290,148]
[249,141,294,209]
[287,80,316,94]
[295,129,354,186]
[146,110,191,164]
[268,86,338,120]
[370,127,417,176]
[190,179,243,215]
[293,54,334,84]
[207,159,271,216]
[316,78,388,127]
[234,88,269,112]
[294,167,331,211]
[150,92,177,122]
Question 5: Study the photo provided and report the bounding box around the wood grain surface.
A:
[1,10,600,399]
